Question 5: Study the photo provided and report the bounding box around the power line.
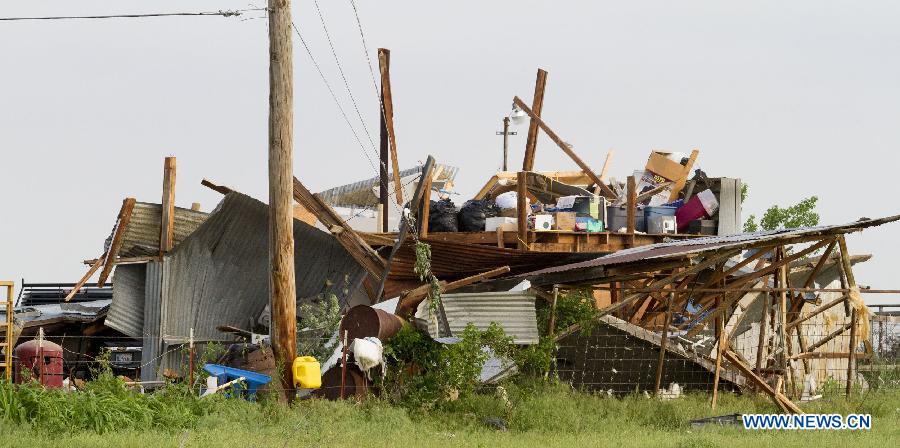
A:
[311,0,378,155]
[291,21,380,180]
[0,9,262,21]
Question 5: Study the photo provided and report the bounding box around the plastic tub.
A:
[607,206,646,233]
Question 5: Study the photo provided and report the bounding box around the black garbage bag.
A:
[457,199,501,232]
[427,199,458,232]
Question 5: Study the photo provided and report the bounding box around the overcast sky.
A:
[1,1,898,305]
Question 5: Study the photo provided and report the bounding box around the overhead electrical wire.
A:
[311,0,378,156]
[0,9,263,21]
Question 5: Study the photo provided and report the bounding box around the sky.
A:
[1,1,898,305]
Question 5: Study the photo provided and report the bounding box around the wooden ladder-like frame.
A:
[0,280,12,382]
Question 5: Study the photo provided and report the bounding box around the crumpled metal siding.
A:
[438,291,539,344]
[158,192,366,345]
[525,214,900,277]
[316,164,459,208]
[140,261,163,382]
[109,202,208,257]
[105,264,147,337]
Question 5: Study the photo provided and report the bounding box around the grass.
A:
[1,378,898,448]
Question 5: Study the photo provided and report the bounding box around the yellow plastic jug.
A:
[292,356,322,389]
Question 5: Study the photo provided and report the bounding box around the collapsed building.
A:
[2,67,898,413]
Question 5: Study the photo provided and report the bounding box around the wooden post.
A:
[512,97,616,199]
[599,150,614,181]
[522,68,547,171]
[502,117,510,171]
[375,204,384,233]
[548,285,559,337]
[340,330,349,399]
[756,287,770,371]
[712,274,726,409]
[267,0,297,401]
[378,48,403,206]
[420,172,434,238]
[626,175,636,234]
[517,172,528,250]
[191,202,201,211]
[159,156,176,256]
[778,247,792,395]
[654,292,674,395]
[837,235,859,398]
[98,198,136,287]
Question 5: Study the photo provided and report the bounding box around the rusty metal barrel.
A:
[339,305,404,342]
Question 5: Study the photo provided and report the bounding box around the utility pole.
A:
[267,0,297,401]
[496,117,516,171]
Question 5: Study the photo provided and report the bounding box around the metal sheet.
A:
[525,215,900,279]
[158,192,366,345]
[108,202,208,258]
[316,164,459,208]
[105,264,146,337]
[423,290,539,344]
[140,261,163,382]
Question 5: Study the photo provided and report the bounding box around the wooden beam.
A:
[786,294,848,330]
[160,157,176,255]
[201,178,233,195]
[375,156,435,301]
[653,292,674,395]
[522,68,547,172]
[293,178,386,280]
[420,176,434,238]
[668,149,699,202]
[626,176,636,234]
[378,48,403,206]
[517,171,529,251]
[97,198,136,287]
[597,249,741,320]
[724,350,803,414]
[395,266,511,317]
[805,321,854,353]
[512,96,616,199]
[598,150,613,181]
[65,255,105,302]
[837,235,859,398]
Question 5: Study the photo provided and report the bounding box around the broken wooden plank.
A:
[65,254,105,302]
[522,68,548,172]
[378,48,404,206]
[201,178,233,195]
[293,177,386,281]
[160,157,176,255]
[512,96,616,199]
[97,198,136,287]
[395,266,511,317]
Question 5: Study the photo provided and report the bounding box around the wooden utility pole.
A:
[378,48,403,210]
[497,117,515,171]
[160,157,176,256]
[267,0,297,401]
[522,68,548,171]
[517,171,528,250]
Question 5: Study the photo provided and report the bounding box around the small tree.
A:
[744,196,820,232]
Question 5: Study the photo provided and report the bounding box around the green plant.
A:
[297,293,341,361]
[744,196,820,232]
[414,240,443,315]
[381,323,514,409]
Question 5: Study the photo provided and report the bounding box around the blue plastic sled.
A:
[203,363,272,401]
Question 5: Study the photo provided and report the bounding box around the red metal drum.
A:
[14,339,64,388]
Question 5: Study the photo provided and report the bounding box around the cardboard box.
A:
[553,212,576,231]
[485,217,518,232]
[532,214,554,231]
[499,208,518,218]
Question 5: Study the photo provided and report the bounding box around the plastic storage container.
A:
[14,339,64,388]
[675,189,719,232]
[292,356,322,389]
[606,206,646,233]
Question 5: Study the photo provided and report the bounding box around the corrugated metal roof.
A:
[420,291,539,344]
[105,264,146,337]
[525,215,900,279]
[316,164,459,208]
[108,202,208,258]
[158,192,366,344]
